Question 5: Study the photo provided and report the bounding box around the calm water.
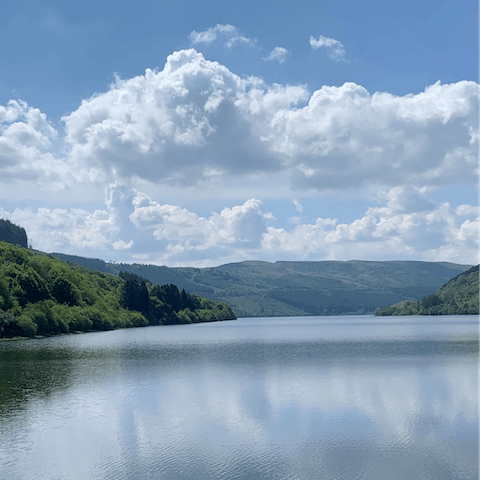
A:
[0,315,478,480]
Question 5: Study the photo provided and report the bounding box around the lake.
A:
[0,315,478,480]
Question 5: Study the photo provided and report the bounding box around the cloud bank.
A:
[0,49,477,266]
[2,50,476,194]
[1,184,477,266]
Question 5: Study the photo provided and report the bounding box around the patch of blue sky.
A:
[1,0,477,116]
[428,184,478,209]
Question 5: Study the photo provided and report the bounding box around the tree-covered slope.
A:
[50,253,471,317]
[0,242,236,339]
[375,265,479,316]
[0,219,28,248]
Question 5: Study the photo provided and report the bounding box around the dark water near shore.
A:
[0,315,478,480]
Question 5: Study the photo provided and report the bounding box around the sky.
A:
[0,0,478,267]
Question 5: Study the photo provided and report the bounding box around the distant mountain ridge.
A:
[51,253,472,317]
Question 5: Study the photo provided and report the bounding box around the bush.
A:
[17,314,38,337]
[0,309,22,337]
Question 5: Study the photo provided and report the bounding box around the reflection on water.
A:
[0,315,478,480]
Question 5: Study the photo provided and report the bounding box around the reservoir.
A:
[0,315,478,480]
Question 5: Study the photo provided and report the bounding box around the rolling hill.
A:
[51,253,472,317]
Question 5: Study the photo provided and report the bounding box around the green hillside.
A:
[0,242,236,339]
[375,265,479,316]
[0,219,28,248]
[51,253,471,317]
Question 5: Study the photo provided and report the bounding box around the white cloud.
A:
[281,80,479,191]
[263,47,290,63]
[309,35,346,61]
[0,100,69,187]
[0,48,476,268]
[0,50,478,204]
[57,52,478,193]
[62,49,290,187]
[455,204,478,216]
[112,239,134,251]
[0,184,275,264]
[1,206,116,254]
[288,199,303,224]
[130,193,274,254]
[262,187,479,265]
[377,186,435,213]
[189,24,256,48]
[292,199,303,214]
[0,185,477,266]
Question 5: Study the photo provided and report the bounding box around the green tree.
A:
[0,240,236,338]
[51,276,79,306]
[0,219,28,248]
[0,275,14,310]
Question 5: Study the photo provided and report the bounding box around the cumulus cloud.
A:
[0,205,116,254]
[61,49,307,187]
[0,184,275,264]
[1,51,477,195]
[130,192,274,255]
[57,51,478,193]
[455,204,478,216]
[377,185,435,213]
[0,100,69,187]
[1,49,477,268]
[189,24,256,48]
[263,47,290,63]
[309,35,346,61]
[283,80,479,191]
[262,187,479,265]
[0,185,477,266]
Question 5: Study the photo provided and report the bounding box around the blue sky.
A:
[0,0,478,267]
[1,0,477,114]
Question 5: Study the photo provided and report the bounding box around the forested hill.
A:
[0,242,236,339]
[51,253,471,317]
[375,265,479,316]
[0,219,28,248]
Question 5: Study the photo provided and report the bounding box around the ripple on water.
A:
[0,316,478,480]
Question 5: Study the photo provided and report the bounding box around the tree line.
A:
[375,265,479,316]
[0,241,236,339]
[119,271,236,325]
[0,219,28,249]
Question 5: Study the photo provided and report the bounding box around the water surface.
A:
[0,315,478,480]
